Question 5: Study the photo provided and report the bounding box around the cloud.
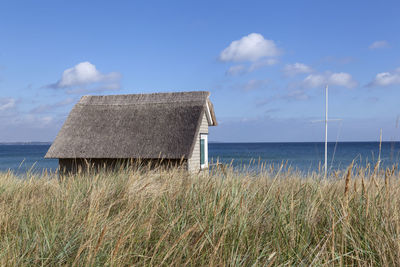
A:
[369,40,389,50]
[226,65,246,76]
[329,72,358,88]
[0,97,71,141]
[283,63,313,76]
[368,68,400,87]
[219,33,280,62]
[0,112,64,141]
[303,72,358,89]
[47,61,122,93]
[210,116,400,142]
[303,74,327,88]
[25,115,54,127]
[0,98,16,111]
[248,58,278,72]
[0,96,73,141]
[30,97,75,114]
[56,62,120,88]
[226,59,278,76]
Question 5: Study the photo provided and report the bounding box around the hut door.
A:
[200,134,208,169]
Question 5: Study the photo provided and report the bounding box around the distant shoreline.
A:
[209,141,400,144]
[0,142,52,145]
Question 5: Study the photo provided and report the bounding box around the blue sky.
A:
[1,0,400,142]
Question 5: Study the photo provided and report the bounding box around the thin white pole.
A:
[325,85,328,179]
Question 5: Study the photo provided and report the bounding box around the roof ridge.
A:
[79,91,210,105]
[82,91,210,98]
[76,101,207,106]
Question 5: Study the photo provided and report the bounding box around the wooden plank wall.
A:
[188,113,209,172]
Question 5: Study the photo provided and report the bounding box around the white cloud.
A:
[249,58,278,72]
[226,65,246,76]
[6,113,56,130]
[369,40,389,50]
[0,100,70,141]
[283,63,313,76]
[303,74,326,88]
[219,33,280,62]
[30,97,75,114]
[226,59,278,76]
[329,72,357,88]
[303,72,357,89]
[38,116,53,126]
[48,61,122,93]
[57,61,119,87]
[0,98,16,111]
[368,68,400,87]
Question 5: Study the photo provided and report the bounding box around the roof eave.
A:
[206,99,218,126]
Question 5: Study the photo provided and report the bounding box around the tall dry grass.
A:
[0,164,400,266]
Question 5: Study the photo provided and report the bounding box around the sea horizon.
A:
[1,140,399,145]
[1,141,399,175]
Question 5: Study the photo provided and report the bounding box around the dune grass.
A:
[0,164,399,266]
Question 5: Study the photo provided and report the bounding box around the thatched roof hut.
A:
[45,91,217,173]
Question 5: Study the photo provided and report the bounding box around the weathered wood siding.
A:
[59,158,187,174]
[188,113,209,172]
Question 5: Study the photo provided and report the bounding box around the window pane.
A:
[200,139,205,165]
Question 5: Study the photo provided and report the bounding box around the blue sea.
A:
[0,142,400,174]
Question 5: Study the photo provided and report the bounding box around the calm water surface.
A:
[1,142,399,174]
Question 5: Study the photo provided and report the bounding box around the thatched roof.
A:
[45,91,217,159]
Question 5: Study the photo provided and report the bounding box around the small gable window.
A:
[200,134,208,169]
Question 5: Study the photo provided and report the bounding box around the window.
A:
[200,134,208,169]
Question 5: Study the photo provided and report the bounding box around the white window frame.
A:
[200,134,208,169]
